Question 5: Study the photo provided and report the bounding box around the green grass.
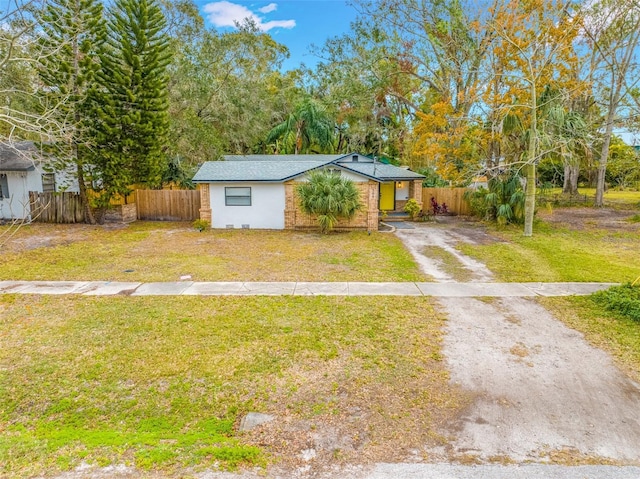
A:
[592,284,640,321]
[0,295,459,477]
[539,187,640,206]
[458,221,640,283]
[541,295,640,383]
[0,222,424,282]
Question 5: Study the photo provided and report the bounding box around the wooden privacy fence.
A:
[136,189,200,221]
[29,191,85,223]
[422,187,471,215]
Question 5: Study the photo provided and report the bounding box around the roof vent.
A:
[352,154,358,162]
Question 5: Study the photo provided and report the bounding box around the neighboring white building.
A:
[0,141,78,220]
[192,153,425,231]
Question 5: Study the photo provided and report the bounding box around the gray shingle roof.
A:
[0,141,41,171]
[193,159,335,182]
[339,162,425,181]
[192,154,425,183]
[223,154,342,162]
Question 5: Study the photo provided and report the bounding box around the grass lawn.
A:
[0,222,424,282]
[540,296,640,384]
[458,220,640,283]
[539,187,640,206]
[0,295,462,477]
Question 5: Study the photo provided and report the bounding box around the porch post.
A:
[284,181,296,229]
[198,184,212,223]
[412,180,423,210]
[367,181,379,231]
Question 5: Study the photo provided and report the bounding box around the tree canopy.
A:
[1,0,638,233]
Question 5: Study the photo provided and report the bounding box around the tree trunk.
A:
[523,81,537,237]
[595,88,617,207]
[76,162,96,225]
[595,114,614,207]
[295,123,302,155]
[562,163,579,195]
[523,163,536,237]
[594,25,639,206]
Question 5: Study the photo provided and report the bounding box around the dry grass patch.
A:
[0,294,462,477]
[0,222,423,282]
[421,246,475,282]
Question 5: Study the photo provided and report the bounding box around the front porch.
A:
[380,210,412,222]
[378,179,423,219]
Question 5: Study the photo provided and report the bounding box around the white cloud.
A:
[259,3,278,14]
[202,1,295,31]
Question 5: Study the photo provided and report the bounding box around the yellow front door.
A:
[379,182,395,211]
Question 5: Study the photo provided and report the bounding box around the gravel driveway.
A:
[394,220,640,464]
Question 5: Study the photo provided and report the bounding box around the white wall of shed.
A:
[0,170,41,219]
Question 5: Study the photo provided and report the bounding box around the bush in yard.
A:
[192,219,210,232]
[403,198,421,219]
[592,283,640,322]
[297,170,363,233]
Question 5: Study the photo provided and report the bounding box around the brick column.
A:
[367,181,379,231]
[284,182,296,229]
[412,180,423,209]
[198,184,212,223]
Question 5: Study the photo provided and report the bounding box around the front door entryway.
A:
[379,182,395,211]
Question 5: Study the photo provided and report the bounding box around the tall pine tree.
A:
[36,0,104,224]
[90,0,171,213]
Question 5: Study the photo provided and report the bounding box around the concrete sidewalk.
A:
[0,280,616,297]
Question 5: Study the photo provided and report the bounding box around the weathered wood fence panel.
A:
[422,187,471,215]
[29,191,85,223]
[136,189,200,221]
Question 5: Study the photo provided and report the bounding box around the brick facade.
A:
[285,180,380,231]
[411,180,423,206]
[104,203,137,223]
[200,177,424,230]
[198,183,212,223]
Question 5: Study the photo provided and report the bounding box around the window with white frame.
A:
[0,174,8,198]
[42,173,56,193]
[225,187,251,206]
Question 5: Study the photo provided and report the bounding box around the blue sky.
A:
[194,1,360,70]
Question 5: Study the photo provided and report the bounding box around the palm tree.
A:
[266,98,334,154]
[465,171,525,226]
[297,170,362,233]
[536,88,590,196]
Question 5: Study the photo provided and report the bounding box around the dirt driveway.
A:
[393,216,640,464]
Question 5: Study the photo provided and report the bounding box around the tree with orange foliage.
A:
[488,0,582,236]
[347,0,502,169]
[412,99,483,185]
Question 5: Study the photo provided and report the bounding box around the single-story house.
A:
[192,153,425,231]
[0,141,78,220]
